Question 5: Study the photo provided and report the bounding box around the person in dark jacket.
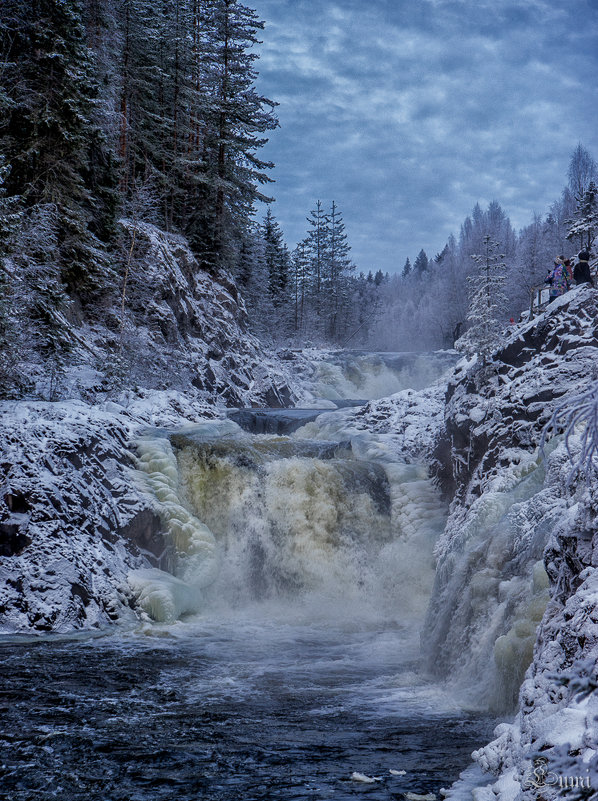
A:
[574,250,594,286]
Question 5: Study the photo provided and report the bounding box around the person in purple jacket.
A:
[544,257,570,300]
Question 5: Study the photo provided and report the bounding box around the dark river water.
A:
[0,615,496,801]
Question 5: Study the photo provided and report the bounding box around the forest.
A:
[1,0,597,400]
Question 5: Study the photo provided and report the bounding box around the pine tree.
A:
[456,235,508,365]
[402,257,411,278]
[1,0,118,299]
[413,249,429,277]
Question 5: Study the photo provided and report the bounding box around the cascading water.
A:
[306,350,458,402]
[130,418,446,628]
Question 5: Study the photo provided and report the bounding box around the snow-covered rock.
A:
[0,400,149,632]
[45,221,302,409]
[432,286,598,798]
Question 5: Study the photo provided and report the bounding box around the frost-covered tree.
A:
[456,235,509,364]
[9,205,74,397]
[0,159,22,391]
[543,377,598,485]
[567,181,598,252]
[0,159,21,259]
[401,257,411,278]
[425,235,468,347]
[1,0,118,299]
[568,143,598,201]
[510,213,554,314]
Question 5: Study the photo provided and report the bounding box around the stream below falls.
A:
[0,351,500,801]
[0,621,496,801]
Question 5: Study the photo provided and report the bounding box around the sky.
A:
[250,0,598,274]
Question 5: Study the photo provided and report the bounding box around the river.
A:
[0,350,498,801]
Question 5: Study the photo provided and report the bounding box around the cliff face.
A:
[83,221,298,409]
[430,286,598,799]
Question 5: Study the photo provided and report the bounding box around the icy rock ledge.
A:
[435,287,598,799]
[128,435,222,622]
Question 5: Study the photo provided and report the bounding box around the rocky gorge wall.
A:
[429,285,598,800]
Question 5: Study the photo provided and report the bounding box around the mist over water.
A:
[308,350,458,402]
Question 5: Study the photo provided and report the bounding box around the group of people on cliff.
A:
[544,250,594,300]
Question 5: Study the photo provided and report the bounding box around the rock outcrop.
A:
[0,401,148,632]
[87,220,299,409]
[431,286,598,798]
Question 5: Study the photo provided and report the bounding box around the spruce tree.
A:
[262,209,289,303]
[305,200,329,305]
[1,0,118,299]
[457,235,508,365]
[291,239,310,335]
[199,0,278,267]
[413,249,429,277]
[325,200,353,339]
[402,257,411,278]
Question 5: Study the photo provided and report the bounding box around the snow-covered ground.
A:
[2,240,598,801]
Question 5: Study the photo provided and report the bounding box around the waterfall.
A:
[424,438,567,712]
[129,417,447,627]
[306,350,458,402]
[128,350,563,720]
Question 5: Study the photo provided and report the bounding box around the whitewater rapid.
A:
[130,417,446,630]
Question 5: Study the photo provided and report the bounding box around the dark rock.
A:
[3,492,30,514]
[118,509,170,568]
[0,521,31,557]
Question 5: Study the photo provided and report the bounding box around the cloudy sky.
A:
[251,0,598,274]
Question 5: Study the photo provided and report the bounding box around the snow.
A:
[351,772,379,783]
[2,232,598,801]
[431,286,598,799]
